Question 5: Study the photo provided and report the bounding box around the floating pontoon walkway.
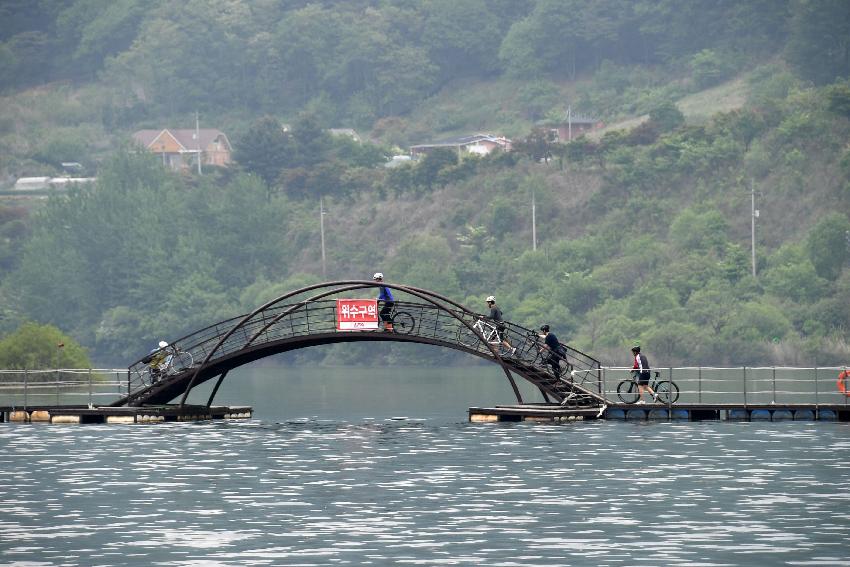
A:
[469,403,850,422]
[0,404,252,424]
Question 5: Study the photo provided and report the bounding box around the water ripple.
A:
[1,420,849,565]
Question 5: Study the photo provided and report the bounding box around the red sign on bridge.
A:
[336,299,379,331]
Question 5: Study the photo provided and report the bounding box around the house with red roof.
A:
[132,129,232,170]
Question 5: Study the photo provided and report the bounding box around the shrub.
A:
[0,322,91,369]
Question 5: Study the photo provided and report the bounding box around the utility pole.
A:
[751,179,759,278]
[195,111,202,175]
[319,197,327,279]
[567,104,572,141]
[532,190,537,251]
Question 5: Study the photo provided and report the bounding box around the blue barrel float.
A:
[728,409,749,421]
[794,409,815,421]
[750,409,772,421]
[626,409,647,421]
[818,409,837,421]
[648,409,669,420]
[606,408,626,420]
[671,409,689,421]
[772,409,793,421]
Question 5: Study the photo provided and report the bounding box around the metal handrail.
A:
[601,366,850,406]
[122,294,602,406]
[2,366,849,409]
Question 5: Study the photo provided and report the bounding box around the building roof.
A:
[410,134,509,149]
[132,129,231,152]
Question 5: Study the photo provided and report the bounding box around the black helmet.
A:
[631,345,640,353]
[539,324,550,332]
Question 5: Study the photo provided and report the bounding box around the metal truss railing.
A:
[123,295,602,406]
[601,366,850,406]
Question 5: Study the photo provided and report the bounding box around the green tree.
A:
[785,0,850,84]
[270,5,343,106]
[762,246,829,304]
[514,127,556,162]
[290,111,332,168]
[3,31,51,86]
[724,301,792,342]
[668,207,728,252]
[0,322,91,369]
[644,321,704,363]
[499,0,621,78]
[685,281,739,334]
[826,80,850,118]
[689,49,732,89]
[388,235,462,297]
[649,101,685,132]
[370,45,439,116]
[56,0,145,79]
[234,116,293,186]
[414,148,458,190]
[421,0,501,80]
[556,271,605,315]
[627,285,683,322]
[806,212,850,280]
[517,80,561,120]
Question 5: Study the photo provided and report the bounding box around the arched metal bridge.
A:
[113,281,603,409]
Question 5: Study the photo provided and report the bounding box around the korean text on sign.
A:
[336,299,379,331]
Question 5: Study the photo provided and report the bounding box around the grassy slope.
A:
[590,75,750,138]
[4,68,849,366]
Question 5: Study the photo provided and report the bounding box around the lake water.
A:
[2,364,850,566]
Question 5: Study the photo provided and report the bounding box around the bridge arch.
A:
[115,281,602,408]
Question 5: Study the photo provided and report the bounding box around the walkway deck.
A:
[469,403,850,422]
[0,404,252,424]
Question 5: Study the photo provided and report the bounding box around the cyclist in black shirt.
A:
[631,345,655,404]
[539,325,566,378]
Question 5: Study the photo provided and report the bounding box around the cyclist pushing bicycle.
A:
[539,325,566,378]
[485,295,516,356]
[630,345,655,404]
[146,340,171,381]
[139,340,195,385]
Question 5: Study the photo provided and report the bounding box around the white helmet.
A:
[486,295,496,303]
[373,272,384,280]
[158,340,168,348]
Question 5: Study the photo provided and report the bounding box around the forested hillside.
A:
[0,0,849,366]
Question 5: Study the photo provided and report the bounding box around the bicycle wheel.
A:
[617,380,639,403]
[457,323,482,348]
[171,351,194,373]
[137,368,153,388]
[392,311,416,334]
[654,381,679,404]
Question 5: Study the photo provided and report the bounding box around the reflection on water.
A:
[1,366,849,566]
[187,364,544,420]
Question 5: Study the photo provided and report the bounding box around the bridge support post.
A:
[206,371,229,408]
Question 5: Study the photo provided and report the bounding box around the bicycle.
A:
[140,346,194,386]
[457,318,514,355]
[384,304,416,334]
[616,370,679,404]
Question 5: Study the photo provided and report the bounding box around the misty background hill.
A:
[0,0,849,367]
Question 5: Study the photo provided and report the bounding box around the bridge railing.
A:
[5,366,848,409]
[125,298,603,400]
[600,366,850,406]
[0,369,129,408]
[447,312,603,395]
